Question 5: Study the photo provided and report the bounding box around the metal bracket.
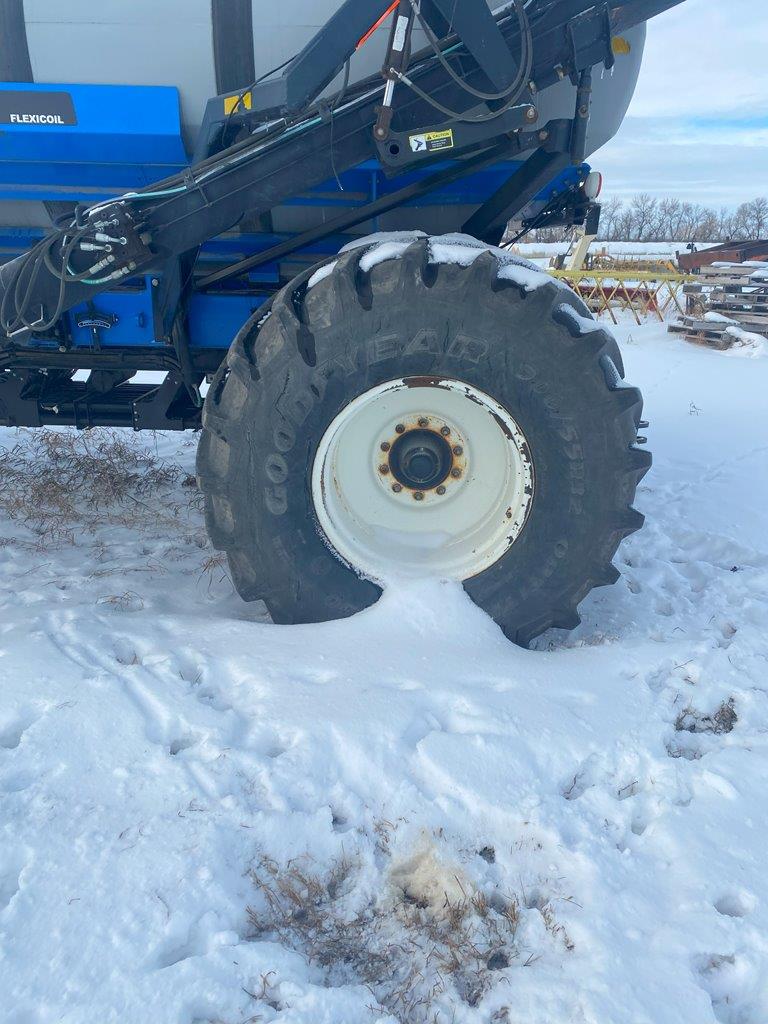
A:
[567,4,615,83]
[375,102,538,171]
[461,119,573,242]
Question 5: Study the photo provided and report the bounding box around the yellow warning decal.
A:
[408,128,454,154]
[611,36,631,55]
[224,91,253,116]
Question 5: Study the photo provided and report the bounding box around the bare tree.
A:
[521,194,768,245]
[735,197,768,240]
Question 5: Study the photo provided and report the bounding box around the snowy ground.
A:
[1,321,767,1024]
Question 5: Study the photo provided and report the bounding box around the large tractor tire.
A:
[197,236,650,646]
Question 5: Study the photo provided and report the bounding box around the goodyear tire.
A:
[196,237,650,645]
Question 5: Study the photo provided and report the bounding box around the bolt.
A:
[451,467,462,479]
[418,417,429,427]
[413,491,424,501]
[151,278,159,287]
[392,483,403,493]
[378,464,390,475]
[380,441,391,452]
[452,445,463,456]
[395,423,405,434]
[538,129,549,142]
[440,425,451,436]
[525,105,538,122]
[436,485,446,495]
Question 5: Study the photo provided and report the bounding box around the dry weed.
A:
[675,697,737,735]
[0,428,200,546]
[244,846,571,1023]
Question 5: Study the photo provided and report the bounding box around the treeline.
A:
[531,194,768,243]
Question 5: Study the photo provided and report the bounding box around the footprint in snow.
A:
[0,709,39,750]
[714,890,756,919]
[168,734,200,757]
[561,754,601,801]
[0,847,30,912]
[695,952,757,1024]
[0,769,35,794]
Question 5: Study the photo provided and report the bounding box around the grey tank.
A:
[15,2,646,232]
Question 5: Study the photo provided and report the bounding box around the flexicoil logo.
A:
[0,90,77,127]
[9,113,67,125]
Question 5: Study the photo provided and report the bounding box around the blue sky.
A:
[593,0,768,207]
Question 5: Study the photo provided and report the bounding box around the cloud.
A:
[593,0,768,206]
[595,117,768,205]
[627,0,768,118]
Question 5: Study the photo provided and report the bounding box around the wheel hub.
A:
[376,415,468,503]
[389,428,452,490]
[312,377,534,581]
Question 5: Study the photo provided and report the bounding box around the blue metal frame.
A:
[0,81,588,356]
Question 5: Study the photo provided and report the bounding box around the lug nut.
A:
[378,464,389,474]
[452,445,463,456]
[418,417,429,427]
[392,483,403,493]
[395,423,405,434]
[450,467,462,479]
[436,485,446,495]
[440,425,451,436]
[380,441,391,452]
[413,491,424,501]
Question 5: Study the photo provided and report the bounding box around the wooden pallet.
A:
[668,319,734,349]
[676,261,768,344]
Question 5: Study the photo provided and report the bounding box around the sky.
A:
[593,0,768,208]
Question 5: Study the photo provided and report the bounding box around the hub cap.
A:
[311,378,534,581]
[388,428,453,491]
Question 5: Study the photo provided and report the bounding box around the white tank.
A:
[15,1,645,155]
[2,3,645,235]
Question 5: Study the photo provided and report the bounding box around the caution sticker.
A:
[408,129,454,154]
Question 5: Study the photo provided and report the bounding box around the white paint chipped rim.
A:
[305,232,559,293]
[311,376,535,582]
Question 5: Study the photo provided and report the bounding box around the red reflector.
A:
[357,0,399,50]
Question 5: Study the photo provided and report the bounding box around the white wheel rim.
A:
[311,377,534,581]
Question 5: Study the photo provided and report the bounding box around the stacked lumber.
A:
[670,262,768,347]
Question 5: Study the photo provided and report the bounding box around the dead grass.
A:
[0,428,201,546]
[244,845,572,1023]
[675,698,737,735]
